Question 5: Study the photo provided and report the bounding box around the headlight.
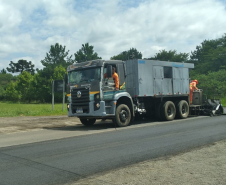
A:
[67,104,70,111]
[96,103,100,108]
[94,101,100,111]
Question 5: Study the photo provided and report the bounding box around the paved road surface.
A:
[0,116,226,185]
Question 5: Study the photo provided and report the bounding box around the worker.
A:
[104,67,119,91]
[189,79,199,104]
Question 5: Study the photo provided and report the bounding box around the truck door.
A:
[172,67,182,94]
[116,63,125,90]
[153,66,163,95]
[102,64,115,100]
[181,68,189,94]
[102,64,124,101]
[162,66,173,95]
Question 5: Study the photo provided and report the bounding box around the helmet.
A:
[193,79,198,84]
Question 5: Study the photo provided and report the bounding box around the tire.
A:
[114,104,131,127]
[80,118,96,126]
[161,101,176,121]
[176,100,189,119]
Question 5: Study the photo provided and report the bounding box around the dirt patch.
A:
[0,116,80,134]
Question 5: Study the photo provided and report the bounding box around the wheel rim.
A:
[167,105,174,118]
[119,109,128,123]
[181,104,188,115]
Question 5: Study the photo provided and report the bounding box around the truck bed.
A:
[125,59,194,98]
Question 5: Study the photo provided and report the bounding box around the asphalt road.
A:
[0,116,226,185]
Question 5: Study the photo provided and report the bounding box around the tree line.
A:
[1,34,226,102]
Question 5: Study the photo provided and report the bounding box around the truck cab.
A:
[65,60,134,127]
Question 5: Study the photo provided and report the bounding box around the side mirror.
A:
[123,62,127,77]
[107,65,112,78]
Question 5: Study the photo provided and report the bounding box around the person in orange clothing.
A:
[104,67,119,90]
[189,79,199,104]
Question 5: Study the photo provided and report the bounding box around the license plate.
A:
[76,107,83,113]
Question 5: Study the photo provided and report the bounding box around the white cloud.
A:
[0,0,226,71]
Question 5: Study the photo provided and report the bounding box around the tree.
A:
[189,34,226,74]
[111,48,142,60]
[53,65,66,80]
[41,43,74,69]
[16,71,33,102]
[74,43,102,63]
[52,65,67,102]
[0,85,5,100]
[0,73,16,87]
[147,50,189,62]
[40,43,74,79]
[191,69,226,98]
[0,68,6,74]
[6,60,35,75]
[4,81,21,101]
[29,73,52,103]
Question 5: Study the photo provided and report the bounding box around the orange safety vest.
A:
[189,82,198,91]
[104,72,119,89]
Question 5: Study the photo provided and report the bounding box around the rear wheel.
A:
[176,100,189,119]
[114,104,131,127]
[80,118,96,126]
[161,101,176,121]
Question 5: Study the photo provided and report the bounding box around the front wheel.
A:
[79,118,96,126]
[114,104,131,127]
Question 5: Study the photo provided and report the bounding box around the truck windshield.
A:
[68,67,101,84]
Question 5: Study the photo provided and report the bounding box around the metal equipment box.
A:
[193,90,203,105]
[125,59,194,98]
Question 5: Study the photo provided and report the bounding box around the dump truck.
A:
[64,59,223,127]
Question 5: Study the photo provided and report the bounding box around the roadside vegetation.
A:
[0,102,67,117]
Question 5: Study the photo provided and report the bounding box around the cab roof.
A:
[67,60,123,71]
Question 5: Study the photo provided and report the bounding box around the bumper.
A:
[67,101,116,118]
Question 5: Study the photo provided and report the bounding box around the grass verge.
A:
[221,97,226,106]
[1,97,225,117]
[0,102,67,117]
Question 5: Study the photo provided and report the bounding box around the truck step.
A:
[105,106,112,108]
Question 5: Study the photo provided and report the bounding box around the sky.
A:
[0,0,226,71]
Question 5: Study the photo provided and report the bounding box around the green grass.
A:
[221,97,226,107]
[1,97,226,117]
[0,102,68,117]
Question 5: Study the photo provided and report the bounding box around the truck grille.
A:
[71,88,90,113]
